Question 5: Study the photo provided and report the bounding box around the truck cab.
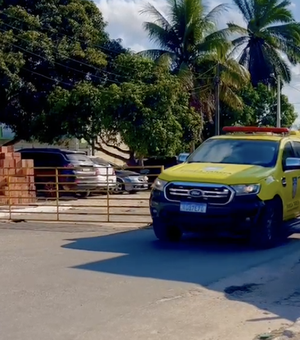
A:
[150,126,300,248]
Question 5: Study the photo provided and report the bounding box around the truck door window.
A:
[282,142,295,171]
[293,141,300,158]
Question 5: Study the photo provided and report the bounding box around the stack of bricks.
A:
[0,146,36,205]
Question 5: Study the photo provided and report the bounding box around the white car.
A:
[89,156,117,191]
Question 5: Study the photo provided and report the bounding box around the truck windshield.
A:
[188,138,279,167]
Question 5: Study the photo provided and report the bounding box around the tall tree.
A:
[43,55,202,162]
[140,0,250,130]
[223,83,297,127]
[227,0,300,86]
[140,0,229,73]
[0,0,125,143]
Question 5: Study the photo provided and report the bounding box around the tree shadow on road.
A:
[62,228,300,322]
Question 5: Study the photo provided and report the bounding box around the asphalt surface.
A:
[1,223,300,340]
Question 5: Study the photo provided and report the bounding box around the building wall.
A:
[94,142,129,165]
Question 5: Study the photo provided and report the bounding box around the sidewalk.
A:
[256,319,300,339]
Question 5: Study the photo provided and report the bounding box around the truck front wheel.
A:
[153,220,182,242]
[250,197,284,249]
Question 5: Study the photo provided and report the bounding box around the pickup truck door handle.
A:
[282,177,287,187]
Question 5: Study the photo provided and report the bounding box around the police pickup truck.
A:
[150,126,300,248]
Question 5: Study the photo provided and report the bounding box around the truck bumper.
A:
[150,190,265,233]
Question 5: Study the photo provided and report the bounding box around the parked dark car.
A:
[90,157,149,193]
[126,156,178,184]
[18,148,98,197]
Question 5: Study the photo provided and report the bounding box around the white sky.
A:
[95,0,300,124]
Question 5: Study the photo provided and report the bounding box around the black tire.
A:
[153,220,182,242]
[76,191,90,199]
[250,197,284,249]
[113,179,125,194]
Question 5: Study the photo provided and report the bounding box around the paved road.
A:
[1,223,300,340]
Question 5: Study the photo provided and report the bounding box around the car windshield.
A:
[90,157,110,166]
[66,153,92,162]
[187,138,279,167]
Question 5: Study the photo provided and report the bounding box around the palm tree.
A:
[140,0,250,124]
[193,43,250,118]
[226,0,300,86]
[139,0,230,74]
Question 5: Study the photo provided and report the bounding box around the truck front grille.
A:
[165,182,234,205]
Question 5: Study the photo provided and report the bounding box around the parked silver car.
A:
[89,157,148,193]
[89,156,117,191]
[113,169,149,194]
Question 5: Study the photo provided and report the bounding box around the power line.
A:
[21,67,72,87]
[1,12,217,81]
[0,31,121,85]
[1,12,143,73]
[0,22,133,80]
[285,83,300,94]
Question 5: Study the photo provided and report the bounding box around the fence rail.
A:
[0,166,162,224]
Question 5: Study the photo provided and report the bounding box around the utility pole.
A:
[214,63,220,135]
[276,75,281,128]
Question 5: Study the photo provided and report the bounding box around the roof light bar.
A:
[222,126,289,134]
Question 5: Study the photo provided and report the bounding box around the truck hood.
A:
[160,163,274,185]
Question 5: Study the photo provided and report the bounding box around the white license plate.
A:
[82,168,91,172]
[180,202,207,213]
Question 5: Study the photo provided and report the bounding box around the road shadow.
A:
[62,228,300,322]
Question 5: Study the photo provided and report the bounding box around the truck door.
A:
[281,141,299,219]
[290,141,300,216]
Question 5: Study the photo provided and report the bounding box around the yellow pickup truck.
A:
[150,126,300,248]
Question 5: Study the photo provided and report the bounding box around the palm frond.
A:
[139,3,172,30]
[232,0,254,22]
[264,44,291,82]
[220,85,244,109]
[259,0,294,28]
[227,22,249,35]
[203,3,231,24]
[137,49,175,61]
[177,61,194,89]
[228,36,249,58]
[142,22,176,51]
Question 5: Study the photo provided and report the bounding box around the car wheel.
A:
[250,197,284,249]
[43,182,58,198]
[153,220,182,242]
[76,191,90,199]
[113,180,124,194]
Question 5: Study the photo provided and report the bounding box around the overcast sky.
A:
[95,0,300,125]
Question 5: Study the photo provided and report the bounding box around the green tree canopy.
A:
[43,55,202,162]
[227,0,300,86]
[222,83,297,127]
[0,0,125,141]
[140,0,250,129]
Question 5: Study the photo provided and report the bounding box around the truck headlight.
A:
[231,184,261,195]
[152,178,168,191]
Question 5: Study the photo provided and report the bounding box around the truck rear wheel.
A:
[250,197,284,249]
[153,220,182,242]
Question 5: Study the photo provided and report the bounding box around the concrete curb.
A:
[257,319,300,339]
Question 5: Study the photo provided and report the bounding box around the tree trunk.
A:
[138,157,144,167]
[91,139,95,156]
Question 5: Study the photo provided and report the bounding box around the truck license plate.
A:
[180,202,207,213]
